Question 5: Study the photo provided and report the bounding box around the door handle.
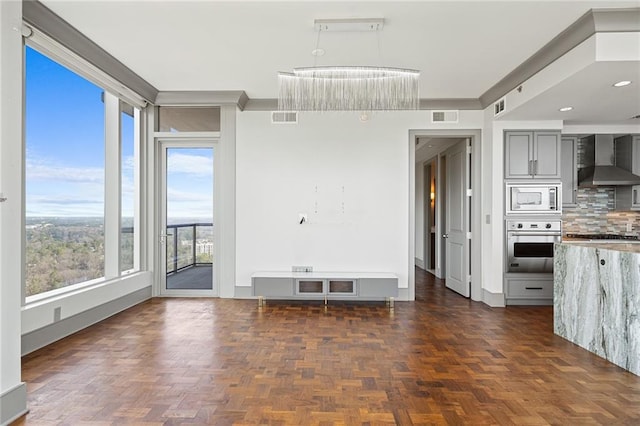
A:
[442,234,449,238]
[160,232,167,244]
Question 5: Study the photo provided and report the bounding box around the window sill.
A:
[24,271,144,308]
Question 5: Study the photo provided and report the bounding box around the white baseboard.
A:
[234,286,253,298]
[482,289,506,307]
[0,382,27,426]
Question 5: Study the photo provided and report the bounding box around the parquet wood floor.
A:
[15,268,640,425]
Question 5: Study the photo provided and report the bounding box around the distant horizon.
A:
[26,216,213,224]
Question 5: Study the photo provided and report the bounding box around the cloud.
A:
[29,196,103,205]
[26,155,104,216]
[167,152,213,176]
[122,155,135,171]
[166,186,212,220]
[27,159,104,183]
[167,187,212,203]
[25,152,212,217]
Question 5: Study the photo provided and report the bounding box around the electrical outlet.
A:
[627,222,633,232]
[292,266,313,273]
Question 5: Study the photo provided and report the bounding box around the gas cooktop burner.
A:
[565,233,640,241]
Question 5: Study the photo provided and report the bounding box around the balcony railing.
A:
[166,223,213,275]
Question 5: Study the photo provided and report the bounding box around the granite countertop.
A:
[559,239,640,254]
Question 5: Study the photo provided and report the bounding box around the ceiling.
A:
[416,137,461,164]
[495,61,640,125]
[40,1,640,125]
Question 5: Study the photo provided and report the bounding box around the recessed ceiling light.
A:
[311,48,325,57]
[613,80,631,87]
[559,106,573,112]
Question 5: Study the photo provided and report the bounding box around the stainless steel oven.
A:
[506,219,561,273]
[506,183,561,215]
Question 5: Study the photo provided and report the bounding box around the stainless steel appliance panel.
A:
[506,220,561,273]
[506,183,561,215]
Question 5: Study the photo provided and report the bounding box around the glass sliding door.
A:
[160,142,216,295]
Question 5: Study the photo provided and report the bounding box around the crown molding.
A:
[155,91,249,110]
[243,98,481,111]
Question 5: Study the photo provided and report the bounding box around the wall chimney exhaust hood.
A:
[578,135,640,187]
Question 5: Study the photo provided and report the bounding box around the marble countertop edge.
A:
[557,240,640,254]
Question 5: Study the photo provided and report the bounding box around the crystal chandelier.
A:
[277,19,420,112]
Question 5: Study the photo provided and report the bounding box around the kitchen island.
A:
[554,241,640,376]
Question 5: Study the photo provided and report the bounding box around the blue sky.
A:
[166,148,213,221]
[25,46,213,220]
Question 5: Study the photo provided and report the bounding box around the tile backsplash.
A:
[563,187,640,236]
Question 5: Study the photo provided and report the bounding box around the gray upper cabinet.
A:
[505,131,561,179]
[614,135,640,210]
[505,132,532,178]
[633,136,640,210]
[561,136,577,206]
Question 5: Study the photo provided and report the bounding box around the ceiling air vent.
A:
[494,97,506,116]
[431,110,459,123]
[271,111,298,124]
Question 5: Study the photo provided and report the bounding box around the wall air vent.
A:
[431,110,459,123]
[494,97,506,116]
[271,111,298,124]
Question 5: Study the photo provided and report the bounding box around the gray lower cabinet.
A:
[252,273,398,301]
[505,274,553,305]
[252,277,294,296]
[358,278,398,298]
[505,131,561,179]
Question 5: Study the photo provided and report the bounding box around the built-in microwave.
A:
[506,183,561,215]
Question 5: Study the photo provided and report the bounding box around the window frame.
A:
[120,102,141,275]
[23,35,145,304]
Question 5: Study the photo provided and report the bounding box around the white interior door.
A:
[444,139,470,297]
[159,141,217,296]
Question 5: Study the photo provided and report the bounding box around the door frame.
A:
[149,104,236,299]
[157,139,219,297]
[409,129,482,302]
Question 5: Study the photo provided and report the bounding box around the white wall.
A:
[236,110,484,299]
[481,109,499,297]
[0,0,27,421]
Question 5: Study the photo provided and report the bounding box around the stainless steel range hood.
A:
[578,135,640,187]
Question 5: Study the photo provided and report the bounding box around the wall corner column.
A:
[0,0,28,424]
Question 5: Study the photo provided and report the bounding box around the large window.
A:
[25,45,141,298]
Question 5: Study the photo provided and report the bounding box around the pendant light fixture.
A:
[277,18,420,112]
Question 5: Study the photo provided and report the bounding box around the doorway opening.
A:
[159,142,218,296]
[409,130,482,302]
